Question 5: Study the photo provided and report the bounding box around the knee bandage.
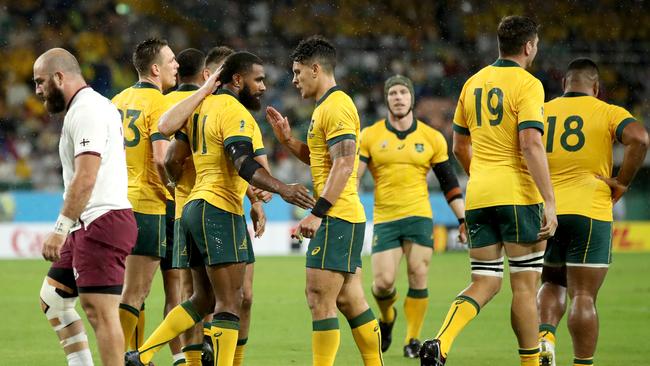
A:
[470,257,504,278]
[60,332,88,347]
[40,278,82,331]
[509,251,545,273]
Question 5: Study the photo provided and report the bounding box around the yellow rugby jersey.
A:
[544,93,636,221]
[165,84,200,218]
[185,88,264,215]
[453,59,545,210]
[112,81,170,215]
[307,86,365,223]
[359,118,448,223]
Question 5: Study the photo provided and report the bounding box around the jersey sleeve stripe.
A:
[359,155,370,163]
[75,151,101,158]
[254,148,266,156]
[615,117,636,142]
[326,133,356,147]
[452,123,470,135]
[151,132,170,142]
[223,136,252,148]
[174,131,189,143]
[518,121,544,135]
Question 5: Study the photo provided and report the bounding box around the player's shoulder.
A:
[319,87,356,112]
[416,120,444,137]
[360,119,385,138]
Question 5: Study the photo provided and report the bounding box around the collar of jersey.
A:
[562,92,590,97]
[133,81,160,91]
[315,86,341,107]
[215,88,239,99]
[176,83,200,92]
[384,116,417,140]
[492,59,520,67]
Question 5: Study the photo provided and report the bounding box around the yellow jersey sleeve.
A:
[252,121,265,156]
[221,106,256,147]
[149,97,169,142]
[452,83,469,135]
[429,129,449,165]
[323,101,358,145]
[358,127,371,162]
[516,78,545,133]
[608,104,636,142]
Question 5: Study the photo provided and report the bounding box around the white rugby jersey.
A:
[59,87,131,227]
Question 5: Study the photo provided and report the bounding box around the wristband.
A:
[311,197,333,218]
[54,214,75,236]
[458,217,465,225]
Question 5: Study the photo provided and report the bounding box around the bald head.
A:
[34,48,82,76]
[563,58,599,96]
[33,48,86,114]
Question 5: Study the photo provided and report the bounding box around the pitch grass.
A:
[2,252,648,365]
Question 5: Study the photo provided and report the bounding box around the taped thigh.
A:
[470,257,504,278]
[509,251,545,273]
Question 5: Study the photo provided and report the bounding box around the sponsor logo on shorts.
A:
[213,331,223,338]
[311,246,321,255]
[239,237,247,250]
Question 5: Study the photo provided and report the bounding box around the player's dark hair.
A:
[567,57,599,75]
[290,35,337,73]
[133,38,169,75]
[176,48,205,79]
[497,16,539,56]
[206,46,235,67]
[219,51,264,84]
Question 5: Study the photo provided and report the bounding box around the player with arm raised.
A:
[266,36,383,366]
[34,48,137,366]
[111,38,179,353]
[356,75,466,358]
[419,15,557,366]
[126,51,314,366]
[536,58,649,366]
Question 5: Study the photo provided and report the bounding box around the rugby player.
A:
[419,16,558,366]
[266,36,383,366]
[34,48,137,366]
[357,75,466,358]
[125,51,314,366]
[111,38,179,353]
[537,58,649,366]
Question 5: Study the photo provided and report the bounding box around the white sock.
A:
[66,349,94,366]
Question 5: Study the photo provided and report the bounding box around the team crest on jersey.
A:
[380,140,388,150]
[415,143,424,153]
[239,120,245,132]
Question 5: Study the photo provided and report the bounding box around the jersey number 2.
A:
[474,87,503,126]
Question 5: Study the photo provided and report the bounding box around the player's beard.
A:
[239,84,262,111]
[43,79,66,114]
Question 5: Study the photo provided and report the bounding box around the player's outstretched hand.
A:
[250,201,266,238]
[252,186,273,203]
[199,65,222,96]
[279,183,315,210]
[596,175,628,204]
[42,232,66,262]
[537,202,558,240]
[293,214,322,240]
[266,106,292,145]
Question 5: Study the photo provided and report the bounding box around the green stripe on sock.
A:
[313,317,339,331]
[574,358,594,365]
[179,301,203,323]
[181,344,203,352]
[119,303,140,316]
[237,337,248,346]
[347,308,376,329]
[372,288,397,301]
[213,319,240,330]
[519,347,540,355]
[456,295,480,314]
[539,323,557,334]
[407,288,429,298]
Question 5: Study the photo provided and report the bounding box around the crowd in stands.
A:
[1,0,648,191]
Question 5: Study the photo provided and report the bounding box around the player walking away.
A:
[125,51,314,366]
[357,75,466,358]
[536,58,649,366]
[111,38,179,352]
[266,36,384,366]
[34,48,137,366]
[419,15,558,366]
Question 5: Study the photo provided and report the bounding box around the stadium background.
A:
[0,1,649,365]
